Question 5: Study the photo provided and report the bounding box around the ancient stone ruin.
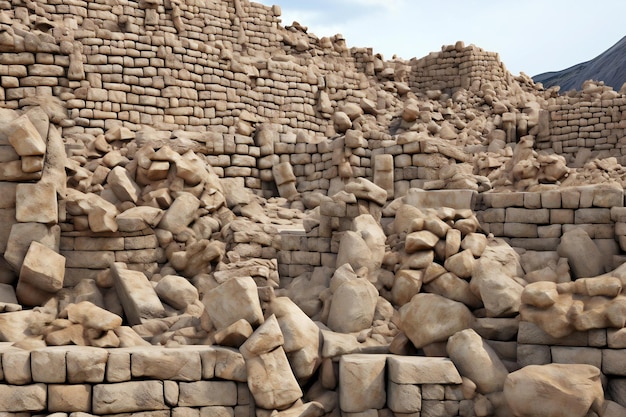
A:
[1,0,626,416]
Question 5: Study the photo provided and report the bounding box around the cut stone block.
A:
[19,241,65,293]
[388,381,422,413]
[31,347,67,383]
[4,222,60,271]
[15,183,57,224]
[202,276,263,331]
[131,347,202,381]
[48,384,91,413]
[387,356,463,384]
[158,192,200,234]
[65,301,123,331]
[8,114,46,156]
[66,346,108,383]
[339,354,386,412]
[178,381,237,407]
[111,263,165,325]
[107,166,141,203]
[0,383,46,412]
[92,381,167,414]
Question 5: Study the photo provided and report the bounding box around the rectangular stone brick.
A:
[550,209,574,224]
[178,381,237,407]
[62,250,115,268]
[131,348,202,381]
[551,346,602,368]
[387,356,462,384]
[602,349,626,376]
[503,223,538,238]
[505,208,549,224]
[48,384,91,413]
[518,321,588,346]
[93,381,167,414]
[74,236,124,251]
[575,208,612,223]
[0,383,46,412]
[482,193,524,208]
[31,347,67,383]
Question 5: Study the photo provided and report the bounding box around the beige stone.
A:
[158,192,200,234]
[202,276,264,330]
[9,114,46,156]
[93,381,167,414]
[111,263,165,325]
[48,384,91,413]
[328,278,378,333]
[155,274,199,310]
[178,381,238,407]
[447,329,509,394]
[131,347,202,381]
[16,182,57,223]
[19,241,64,293]
[504,364,603,417]
[66,301,122,331]
[399,293,473,348]
[0,383,46,413]
[339,354,386,412]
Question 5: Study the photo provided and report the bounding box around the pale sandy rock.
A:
[213,318,253,347]
[392,204,424,234]
[387,355,462,384]
[64,189,119,233]
[339,354,386,412]
[270,297,321,380]
[107,166,141,203]
[241,322,303,411]
[424,272,482,308]
[444,249,476,279]
[111,262,165,325]
[327,278,378,333]
[424,216,451,238]
[405,230,439,252]
[177,381,237,408]
[335,231,375,272]
[388,381,422,413]
[519,293,576,338]
[202,276,264,331]
[447,329,509,394]
[8,114,46,156]
[15,182,57,223]
[345,178,387,206]
[155,274,199,310]
[471,258,524,317]
[19,240,64,293]
[48,383,91,412]
[557,228,605,279]
[352,214,386,269]
[521,281,559,308]
[114,325,152,347]
[0,383,46,413]
[131,347,202,381]
[116,206,163,232]
[504,364,603,417]
[444,228,462,259]
[67,346,108,383]
[461,233,487,257]
[158,192,200,234]
[399,293,473,348]
[92,380,167,414]
[65,301,122,331]
[391,269,423,307]
[333,112,352,132]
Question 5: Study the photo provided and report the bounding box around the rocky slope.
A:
[534,36,626,92]
[0,0,625,416]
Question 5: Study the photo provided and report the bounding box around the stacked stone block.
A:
[0,344,252,416]
[477,186,625,252]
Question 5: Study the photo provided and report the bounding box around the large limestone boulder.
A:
[471,258,524,317]
[557,228,605,279]
[327,277,378,333]
[240,315,302,410]
[504,364,604,417]
[399,293,473,349]
[447,329,509,394]
[269,297,321,381]
[202,276,264,330]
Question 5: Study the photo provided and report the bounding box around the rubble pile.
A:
[0,0,626,416]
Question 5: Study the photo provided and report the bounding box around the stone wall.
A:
[477,186,625,254]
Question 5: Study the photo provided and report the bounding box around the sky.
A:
[257,0,626,77]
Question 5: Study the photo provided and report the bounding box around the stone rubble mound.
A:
[0,1,625,417]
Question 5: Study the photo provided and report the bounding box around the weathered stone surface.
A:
[9,114,46,156]
[111,263,165,325]
[93,381,167,414]
[399,293,473,349]
[339,354,386,412]
[155,274,199,310]
[327,278,378,333]
[66,301,122,331]
[0,383,46,412]
[557,228,605,278]
[131,348,202,381]
[19,241,64,295]
[387,356,462,384]
[202,276,264,330]
[447,329,509,394]
[504,364,604,417]
[178,381,237,407]
[4,222,59,271]
[16,183,57,223]
[158,192,200,234]
[48,383,91,413]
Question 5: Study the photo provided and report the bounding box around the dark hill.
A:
[533,36,626,91]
